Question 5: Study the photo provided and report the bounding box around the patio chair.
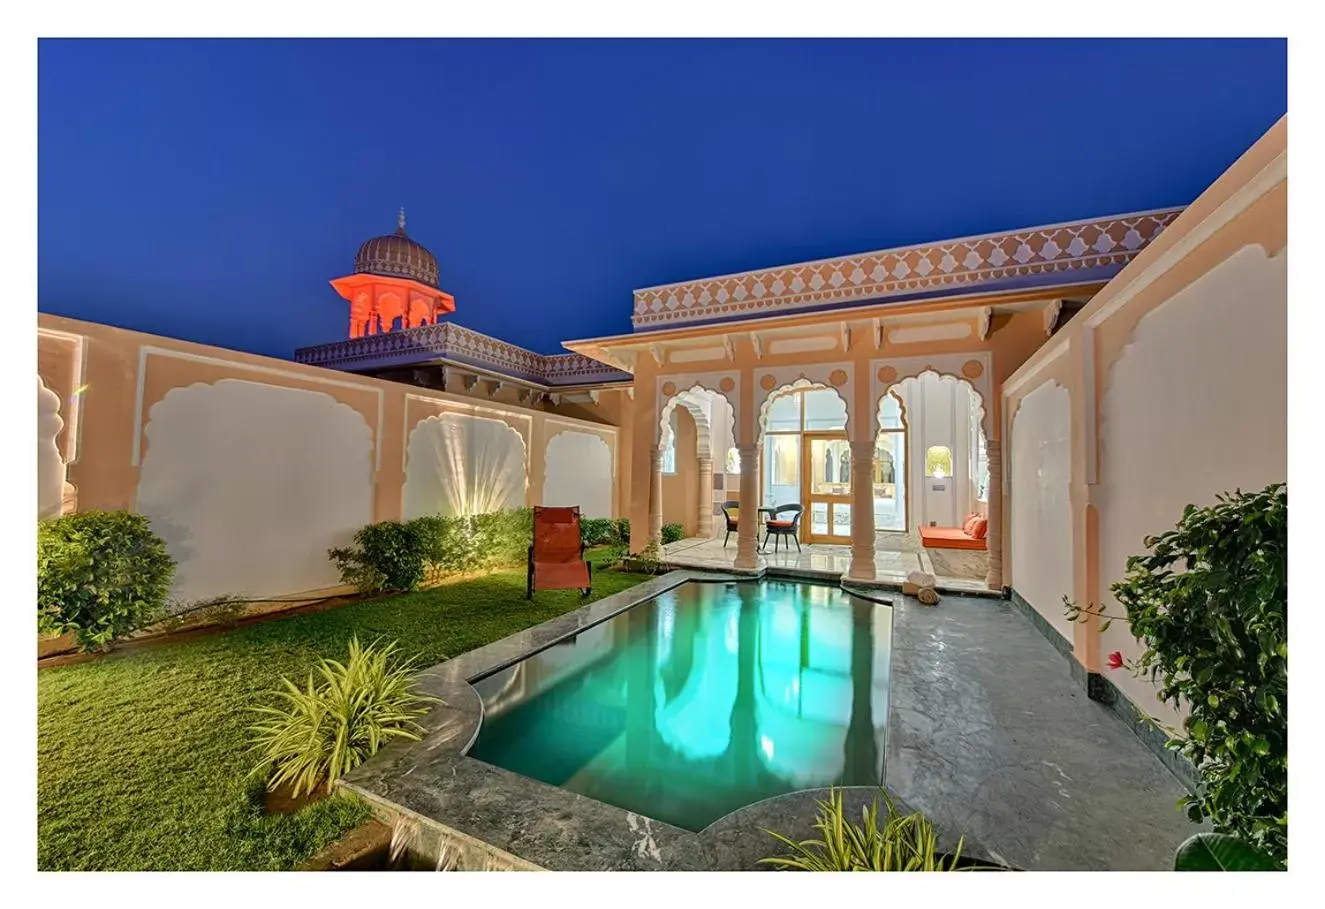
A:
[720,500,741,547]
[762,504,803,554]
[527,505,592,599]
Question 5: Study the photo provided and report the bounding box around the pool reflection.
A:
[469,580,891,832]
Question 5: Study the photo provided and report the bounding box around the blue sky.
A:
[38,38,1286,358]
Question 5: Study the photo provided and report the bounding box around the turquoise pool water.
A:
[469,580,892,832]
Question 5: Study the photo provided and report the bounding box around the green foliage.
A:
[761,788,971,871]
[37,510,176,652]
[1111,484,1286,864]
[1173,833,1282,872]
[38,549,650,871]
[248,638,436,798]
[580,517,618,547]
[661,522,685,545]
[330,508,536,593]
[328,520,427,593]
[468,507,533,568]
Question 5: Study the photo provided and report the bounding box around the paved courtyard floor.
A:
[662,533,993,593]
[883,590,1200,870]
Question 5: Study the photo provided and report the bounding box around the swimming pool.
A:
[469,580,892,832]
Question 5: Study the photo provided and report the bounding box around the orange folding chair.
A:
[527,506,593,599]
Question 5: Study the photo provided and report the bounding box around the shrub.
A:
[661,523,685,545]
[613,517,630,545]
[248,637,436,798]
[332,509,537,592]
[1112,483,1287,864]
[469,507,532,568]
[37,510,175,652]
[761,788,970,871]
[580,517,618,548]
[1067,483,1287,865]
[328,520,427,593]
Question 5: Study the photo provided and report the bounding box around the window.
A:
[925,445,953,479]
[661,438,676,474]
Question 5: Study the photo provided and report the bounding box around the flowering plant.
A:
[1063,484,1286,867]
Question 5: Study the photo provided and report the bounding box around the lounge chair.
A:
[527,505,592,598]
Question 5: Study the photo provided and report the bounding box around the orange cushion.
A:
[970,517,988,540]
[918,525,987,551]
[962,514,980,535]
[767,519,794,528]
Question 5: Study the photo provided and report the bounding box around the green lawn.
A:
[37,554,651,871]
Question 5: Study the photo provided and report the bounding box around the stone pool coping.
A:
[340,569,992,871]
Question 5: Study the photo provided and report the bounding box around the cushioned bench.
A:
[918,514,988,551]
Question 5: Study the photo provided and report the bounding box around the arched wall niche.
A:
[543,429,614,518]
[135,378,375,604]
[38,375,67,519]
[1007,378,1074,642]
[403,411,529,519]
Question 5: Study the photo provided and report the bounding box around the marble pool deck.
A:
[661,535,994,595]
[341,570,1199,871]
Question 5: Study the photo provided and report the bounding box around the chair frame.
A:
[526,506,593,599]
[720,500,741,547]
[761,504,803,554]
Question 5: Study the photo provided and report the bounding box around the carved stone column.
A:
[697,455,714,538]
[649,446,664,545]
[734,443,760,570]
[985,438,1004,591]
[847,441,877,581]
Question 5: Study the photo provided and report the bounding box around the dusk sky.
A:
[38,38,1286,359]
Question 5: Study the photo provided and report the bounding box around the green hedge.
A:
[331,508,535,594]
[661,523,685,545]
[38,511,176,652]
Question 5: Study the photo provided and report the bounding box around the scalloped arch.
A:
[757,377,851,441]
[657,385,734,459]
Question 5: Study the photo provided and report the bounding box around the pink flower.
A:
[1106,651,1125,671]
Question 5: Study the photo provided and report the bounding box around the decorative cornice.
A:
[294,322,632,388]
[631,208,1184,331]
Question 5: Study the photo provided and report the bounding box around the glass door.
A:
[803,433,853,544]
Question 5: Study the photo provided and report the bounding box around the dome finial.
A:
[396,207,407,235]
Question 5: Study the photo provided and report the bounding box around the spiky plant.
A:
[760,788,972,871]
[249,637,436,798]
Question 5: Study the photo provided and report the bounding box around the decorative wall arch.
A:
[871,352,993,438]
[1008,379,1073,641]
[655,372,741,448]
[754,363,855,440]
[38,375,66,519]
[658,389,713,458]
[403,412,529,518]
[136,378,375,603]
[543,429,613,518]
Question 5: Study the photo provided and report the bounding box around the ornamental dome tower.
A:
[332,209,456,338]
[353,209,441,288]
